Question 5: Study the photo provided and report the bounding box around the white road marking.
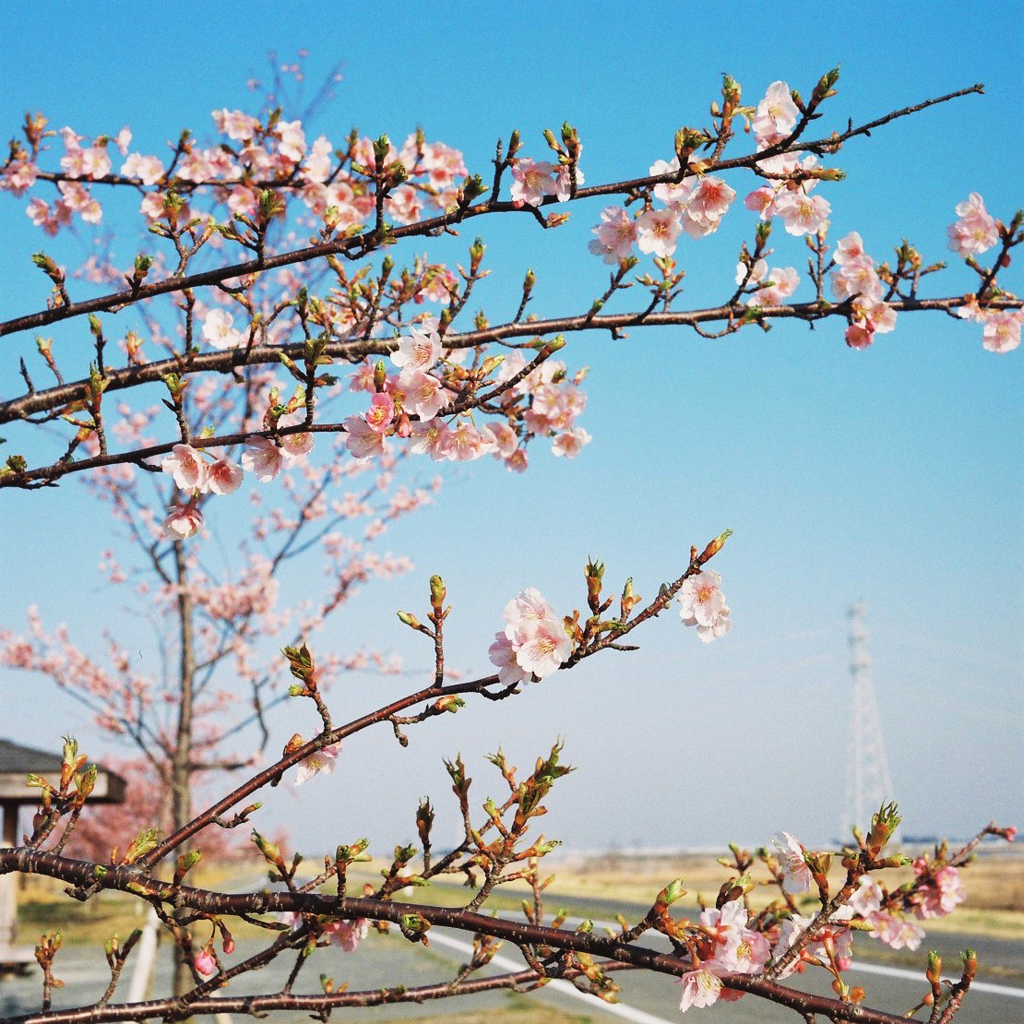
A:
[848,960,1024,998]
[429,929,678,1024]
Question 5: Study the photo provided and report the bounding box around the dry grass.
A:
[12,846,1023,946]
[527,846,1024,938]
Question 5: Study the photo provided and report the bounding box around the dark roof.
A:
[0,739,64,774]
[0,738,127,803]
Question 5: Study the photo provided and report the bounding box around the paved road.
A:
[3,892,1021,1023]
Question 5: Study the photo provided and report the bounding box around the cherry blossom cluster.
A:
[278,911,370,954]
[589,165,738,262]
[590,81,834,265]
[829,231,898,349]
[948,193,1023,353]
[4,110,469,236]
[343,323,590,469]
[488,587,573,684]
[677,899,771,1012]
[675,570,731,642]
[510,157,582,209]
[771,831,967,966]
[159,410,314,539]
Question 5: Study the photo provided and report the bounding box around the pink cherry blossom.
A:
[2,158,38,196]
[213,108,260,141]
[58,182,102,224]
[736,259,768,286]
[682,177,736,236]
[295,740,342,786]
[163,503,204,540]
[845,323,875,349]
[749,266,799,306]
[834,231,868,267]
[399,369,449,420]
[445,421,494,461]
[848,875,884,917]
[511,618,573,680]
[980,310,1023,353]
[774,190,831,236]
[407,418,451,459]
[324,918,369,952]
[491,587,571,682]
[912,862,966,919]
[677,966,723,1012]
[504,587,558,627]
[481,421,518,458]
[867,911,924,950]
[121,152,164,185]
[744,185,776,220]
[364,392,395,435]
[588,206,638,263]
[344,415,390,460]
[677,570,729,641]
[636,207,682,257]
[947,192,998,256]
[752,81,799,143]
[161,444,208,491]
[650,157,692,209]
[276,119,307,163]
[772,832,811,893]
[275,410,315,460]
[554,162,583,201]
[202,309,244,350]
[551,427,592,457]
[510,159,560,208]
[241,436,285,481]
[488,631,528,685]
[194,948,216,976]
[206,458,244,495]
[391,325,442,372]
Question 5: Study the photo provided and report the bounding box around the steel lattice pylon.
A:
[840,601,896,842]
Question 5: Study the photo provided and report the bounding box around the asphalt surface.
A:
[2,892,1021,1023]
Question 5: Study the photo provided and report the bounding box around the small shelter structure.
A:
[0,738,127,975]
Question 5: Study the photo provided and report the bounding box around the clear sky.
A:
[0,1,1021,858]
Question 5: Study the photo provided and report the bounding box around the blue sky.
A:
[0,2,1021,857]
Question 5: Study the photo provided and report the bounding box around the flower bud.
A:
[656,878,688,908]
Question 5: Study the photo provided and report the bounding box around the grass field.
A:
[12,844,1023,945]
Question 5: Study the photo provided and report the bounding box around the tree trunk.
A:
[171,540,196,1005]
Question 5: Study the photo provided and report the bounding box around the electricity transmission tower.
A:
[840,601,896,843]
